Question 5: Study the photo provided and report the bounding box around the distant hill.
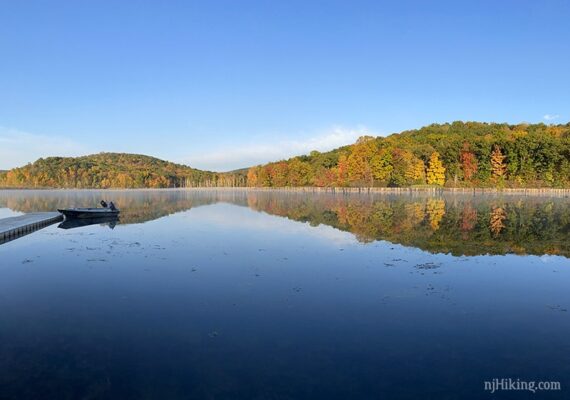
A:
[228,167,249,174]
[0,152,244,188]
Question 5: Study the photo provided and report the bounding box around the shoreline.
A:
[1,186,570,197]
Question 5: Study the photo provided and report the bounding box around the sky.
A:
[0,0,569,171]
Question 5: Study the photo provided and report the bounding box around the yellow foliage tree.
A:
[246,167,259,187]
[426,152,445,186]
[347,140,376,185]
[490,145,507,180]
[405,157,426,183]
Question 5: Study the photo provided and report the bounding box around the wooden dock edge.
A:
[0,212,63,245]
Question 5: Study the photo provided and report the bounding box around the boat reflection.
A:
[58,216,119,230]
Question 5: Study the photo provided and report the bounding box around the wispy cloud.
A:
[183,125,377,171]
[0,125,379,172]
[543,114,560,121]
[187,203,359,246]
[0,127,87,170]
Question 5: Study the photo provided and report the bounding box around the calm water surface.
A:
[0,189,569,399]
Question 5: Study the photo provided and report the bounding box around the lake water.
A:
[0,189,569,399]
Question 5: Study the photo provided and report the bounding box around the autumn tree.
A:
[426,152,445,186]
[347,139,377,186]
[287,158,312,186]
[490,145,507,180]
[247,167,259,187]
[258,166,272,187]
[389,149,425,186]
[370,148,393,183]
[406,157,426,183]
[313,167,337,187]
[336,154,349,186]
[270,162,289,187]
[460,142,478,181]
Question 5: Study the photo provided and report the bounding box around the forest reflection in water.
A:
[1,189,568,257]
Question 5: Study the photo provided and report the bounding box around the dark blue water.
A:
[0,190,569,399]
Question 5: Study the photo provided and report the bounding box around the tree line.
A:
[246,121,570,188]
[1,122,569,189]
[0,153,245,189]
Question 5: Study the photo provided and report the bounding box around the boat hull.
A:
[58,208,120,219]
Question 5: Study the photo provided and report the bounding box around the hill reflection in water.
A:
[1,189,568,257]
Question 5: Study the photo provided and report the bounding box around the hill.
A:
[2,122,569,189]
[246,121,570,188]
[0,153,244,188]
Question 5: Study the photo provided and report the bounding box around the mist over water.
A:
[1,189,569,399]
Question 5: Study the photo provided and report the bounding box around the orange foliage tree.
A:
[460,142,478,181]
[490,145,507,180]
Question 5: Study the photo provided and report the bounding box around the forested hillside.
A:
[1,122,569,189]
[247,121,570,188]
[0,153,244,188]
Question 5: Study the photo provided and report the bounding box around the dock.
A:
[0,212,63,245]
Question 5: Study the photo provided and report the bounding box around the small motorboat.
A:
[58,207,120,219]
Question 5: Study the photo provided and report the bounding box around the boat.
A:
[57,208,120,219]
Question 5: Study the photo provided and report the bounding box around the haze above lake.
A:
[1,189,569,399]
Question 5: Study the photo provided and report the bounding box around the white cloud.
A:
[184,203,359,246]
[0,124,379,172]
[182,125,377,171]
[0,127,87,170]
[543,114,560,121]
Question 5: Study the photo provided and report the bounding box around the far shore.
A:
[1,186,570,197]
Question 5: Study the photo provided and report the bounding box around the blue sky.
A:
[0,0,568,171]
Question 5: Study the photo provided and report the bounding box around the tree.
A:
[370,148,393,183]
[247,167,259,187]
[426,152,445,186]
[490,145,507,180]
[347,140,377,185]
[287,158,312,186]
[336,154,349,186]
[405,157,426,184]
[460,142,478,181]
[258,166,272,187]
[269,162,289,187]
[313,167,337,187]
